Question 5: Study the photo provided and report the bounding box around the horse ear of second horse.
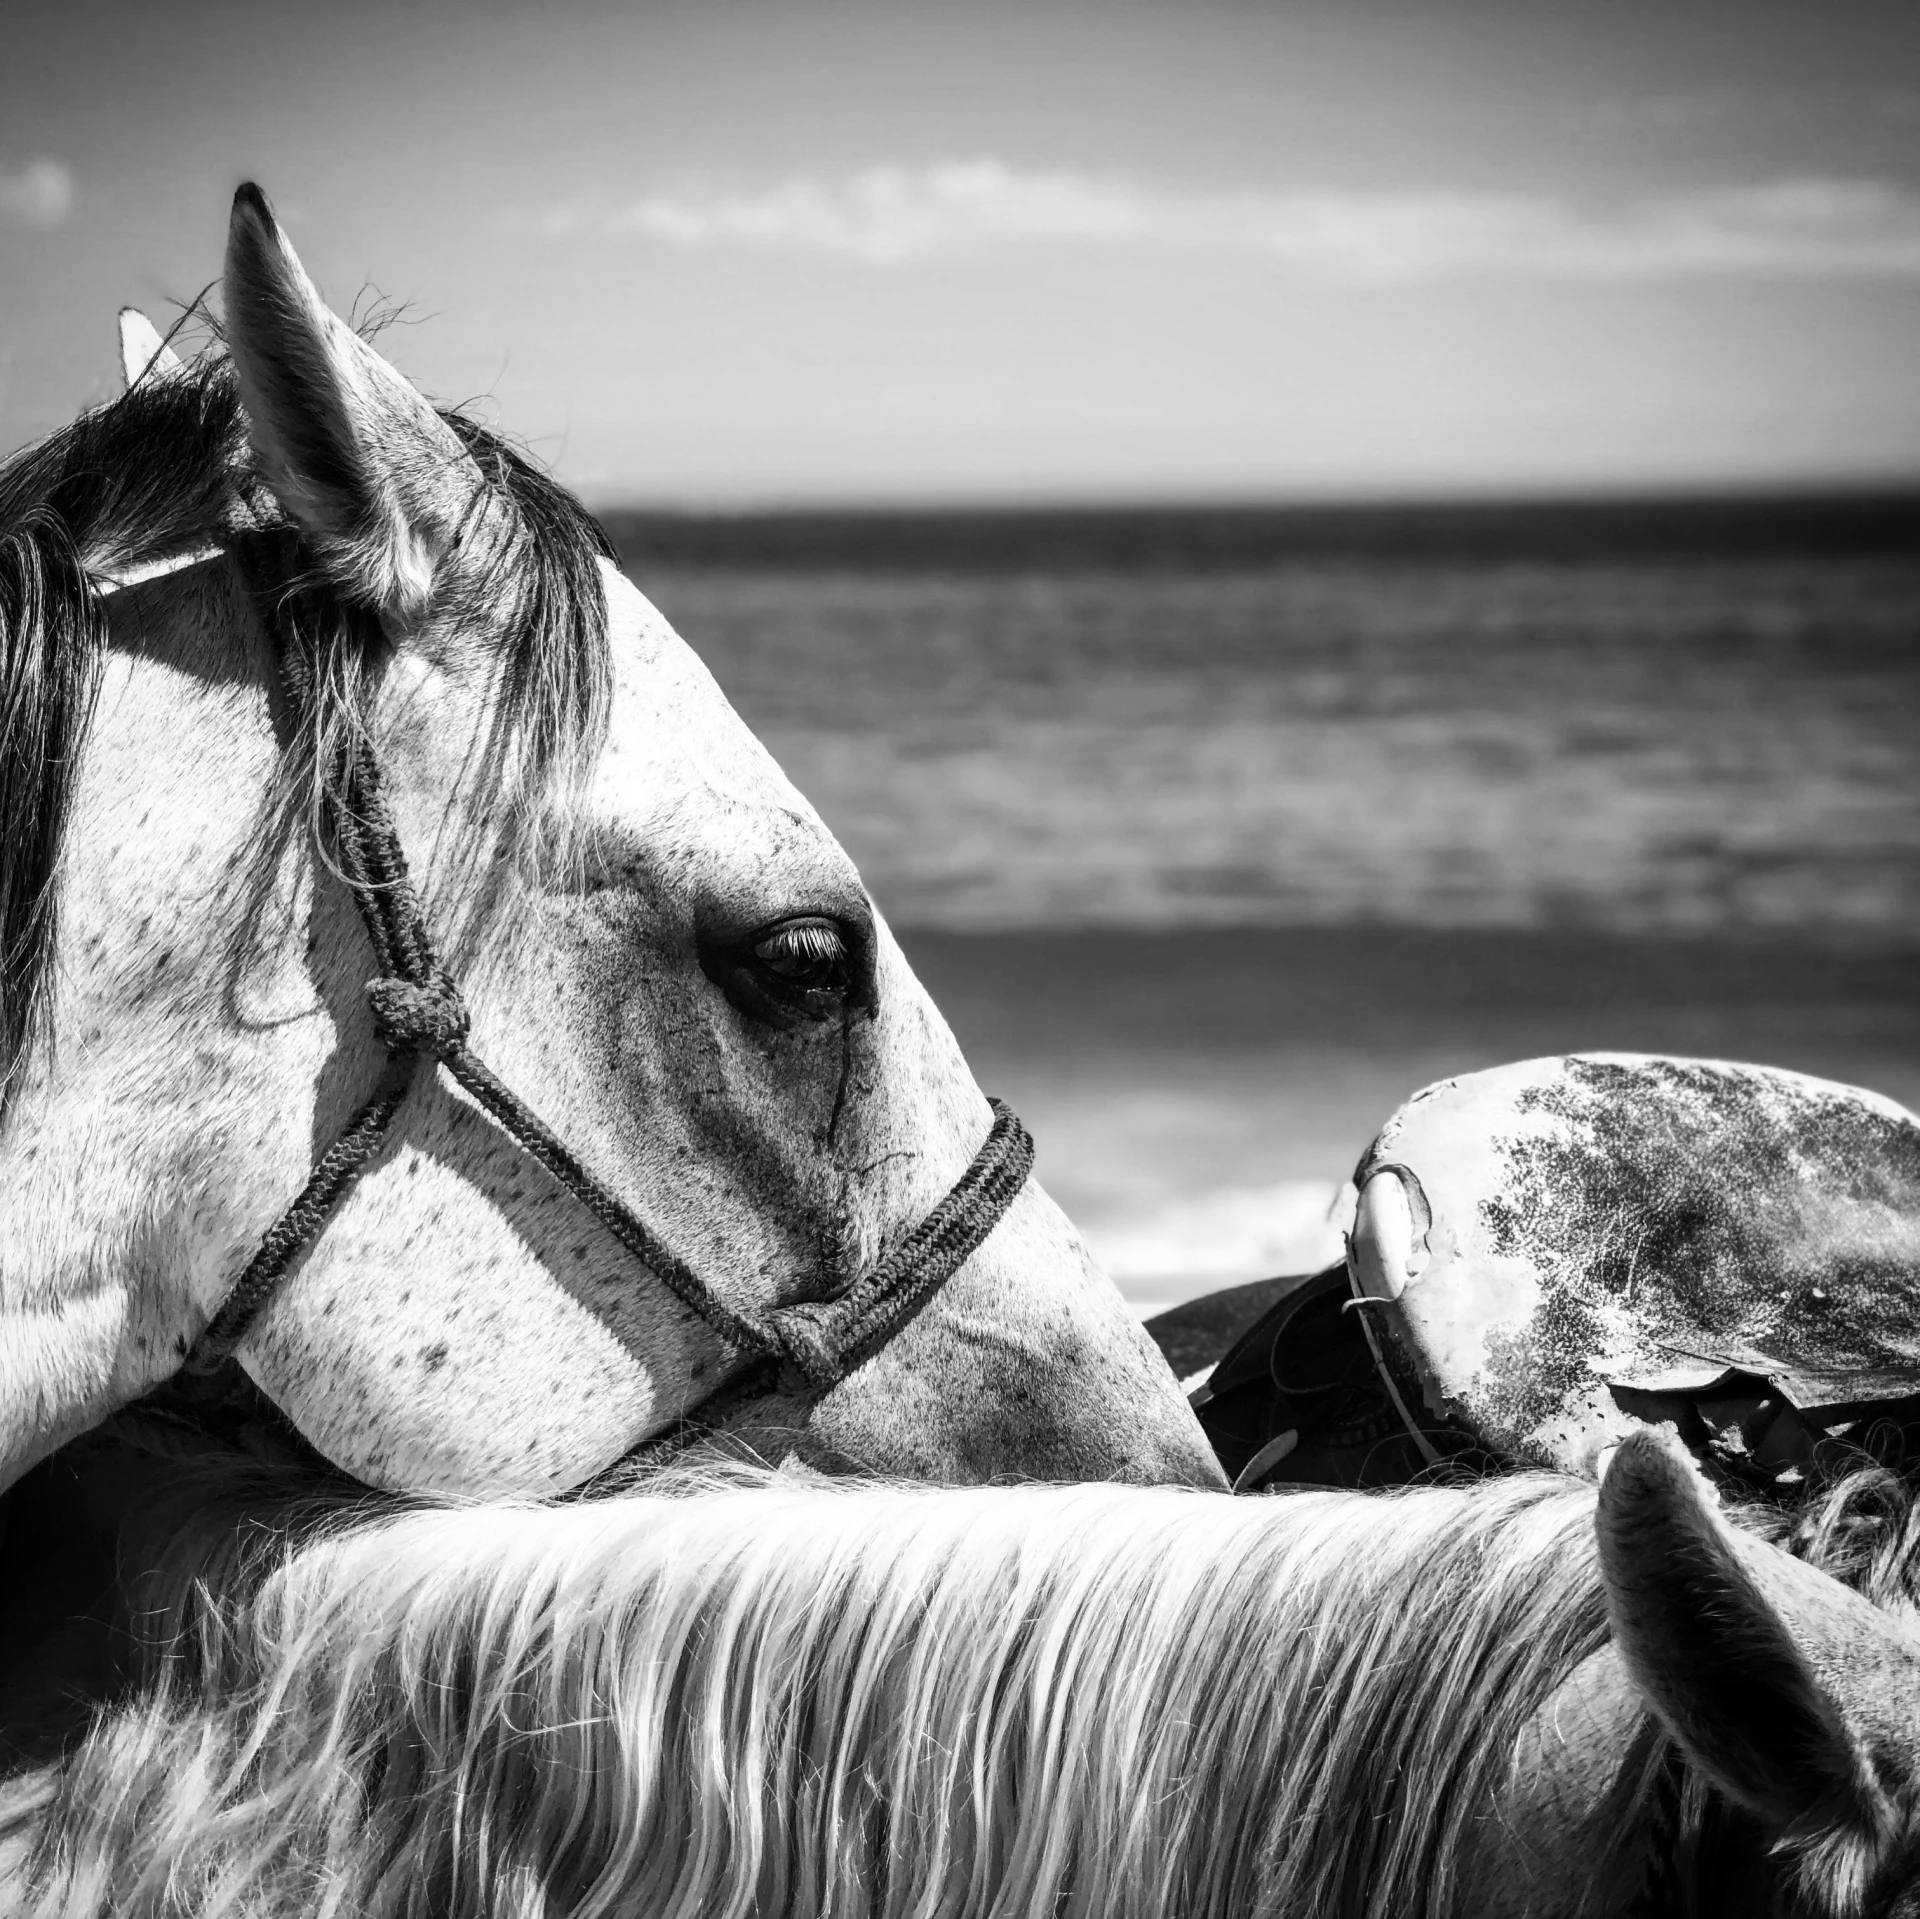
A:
[222,181,503,622]
[1596,1429,1912,1833]
[117,308,183,390]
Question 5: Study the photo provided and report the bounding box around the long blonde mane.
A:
[2,1469,1616,1919]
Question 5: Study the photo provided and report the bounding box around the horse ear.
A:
[223,182,498,623]
[118,308,183,390]
[1597,1429,1881,1830]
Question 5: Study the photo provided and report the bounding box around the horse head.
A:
[0,185,1220,1497]
[1483,1429,1920,1917]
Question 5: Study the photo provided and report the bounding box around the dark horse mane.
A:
[0,341,615,1120]
[1757,1457,1920,1614]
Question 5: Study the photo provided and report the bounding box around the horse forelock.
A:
[0,336,616,1123]
[10,1470,1630,1919]
[1775,1463,1920,1622]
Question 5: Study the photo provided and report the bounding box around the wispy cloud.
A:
[541,161,1920,282]
[0,157,74,232]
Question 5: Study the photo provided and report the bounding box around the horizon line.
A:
[583,475,1920,518]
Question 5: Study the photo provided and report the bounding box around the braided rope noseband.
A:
[181,562,1035,1434]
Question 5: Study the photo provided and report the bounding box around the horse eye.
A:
[699,910,873,1031]
[753,918,848,988]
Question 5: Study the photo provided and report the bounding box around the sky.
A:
[2,0,1918,505]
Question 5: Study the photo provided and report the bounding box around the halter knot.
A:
[766,1303,845,1396]
[365,972,471,1055]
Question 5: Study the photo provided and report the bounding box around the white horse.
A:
[5,1428,1918,1916]
[0,185,1219,1498]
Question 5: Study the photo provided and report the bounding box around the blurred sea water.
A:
[615,499,1920,1310]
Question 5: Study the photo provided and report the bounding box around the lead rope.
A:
[186,636,1033,1402]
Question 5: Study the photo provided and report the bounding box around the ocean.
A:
[609,496,1920,1312]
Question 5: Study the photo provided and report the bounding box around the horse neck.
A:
[1456,1643,1677,1918]
[14,1474,1690,1918]
[0,571,323,1482]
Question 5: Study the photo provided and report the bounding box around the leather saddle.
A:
[1150,1265,1920,1498]
[1155,1264,1488,1492]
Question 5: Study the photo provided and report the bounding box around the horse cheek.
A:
[234,1156,670,1496]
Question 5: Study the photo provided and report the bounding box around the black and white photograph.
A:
[2,1,1919,1910]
